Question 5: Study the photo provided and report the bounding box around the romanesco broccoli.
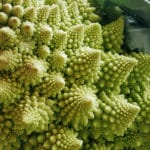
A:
[0,0,149,149]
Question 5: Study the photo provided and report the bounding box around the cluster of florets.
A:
[0,0,149,150]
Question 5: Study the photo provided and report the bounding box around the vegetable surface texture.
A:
[0,0,149,150]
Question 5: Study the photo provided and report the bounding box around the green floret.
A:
[35,24,53,45]
[0,105,23,150]
[0,50,22,72]
[65,47,101,84]
[0,116,21,150]
[23,7,37,22]
[37,5,50,23]
[57,85,98,129]
[50,30,67,50]
[66,24,84,50]
[34,73,65,97]
[121,53,150,133]
[12,5,24,18]
[21,21,35,38]
[45,0,60,5]
[97,52,137,94]
[8,16,21,29]
[2,3,12,14]
[113,132,150,149]
[16,57,48,86]
[37,44,50,58]
[11,0,23,5]
[121,53,150,96]
[128,91,150,133]
[47,4,61,29]
[49,50,68,71]
[129,53,150,90]
[136,142,150,150]
[58,1,71,29]
[68,1,82,25]
[0,12,8,24]
[0,27,17,49]
[102,17,124,53]
[22,0,40,7]
[84,23,103,49]
[0,77,23,106]
[69,0,100,24]
[12,96,54,135]
[91,92,140,140]
[48,125,83,150]
[82,142,113,150]
[23,125,83,150]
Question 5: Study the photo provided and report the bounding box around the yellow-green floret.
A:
[102,17,124,53]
